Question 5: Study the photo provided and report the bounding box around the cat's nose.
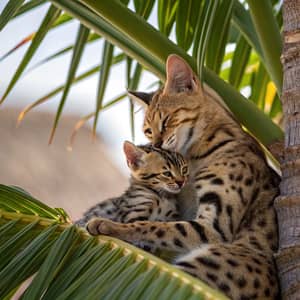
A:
[176,180,184,188]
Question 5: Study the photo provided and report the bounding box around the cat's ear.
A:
[127,90,154,106]
[123,141,145,169]
[163,54,200,95]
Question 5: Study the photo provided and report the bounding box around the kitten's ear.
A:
[127,90,154,106]
[163,54,200,95]
[123,141,144,169]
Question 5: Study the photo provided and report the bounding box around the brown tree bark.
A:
[275,1,300,299]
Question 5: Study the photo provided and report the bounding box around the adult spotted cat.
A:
[88,55,280,300]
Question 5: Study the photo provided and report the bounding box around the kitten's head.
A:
[123,141,188,193]
[129,55,228,154]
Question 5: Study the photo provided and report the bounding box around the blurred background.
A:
[0,1,154,220]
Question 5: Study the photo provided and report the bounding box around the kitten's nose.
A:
[176,180,184,188]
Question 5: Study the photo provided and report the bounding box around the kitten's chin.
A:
[165,186,182,194]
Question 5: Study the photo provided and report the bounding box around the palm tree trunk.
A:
[275,1,300,299]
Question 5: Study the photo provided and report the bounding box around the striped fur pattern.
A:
[87,55,280,299]
[77,142,188,231]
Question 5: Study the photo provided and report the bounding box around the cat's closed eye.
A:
[144,128,152,136]
[161,116,170,131]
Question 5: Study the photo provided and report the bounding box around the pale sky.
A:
[0,1,160,174]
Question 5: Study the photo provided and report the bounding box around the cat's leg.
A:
[87,217,224,253]
[174,243,279,300]
[118,199,155,223]
[75,198,119,226]
[76,196,155,226]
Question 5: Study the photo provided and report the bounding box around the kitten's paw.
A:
[86,218,113,236]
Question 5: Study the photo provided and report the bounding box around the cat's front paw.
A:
[86,217,114,236]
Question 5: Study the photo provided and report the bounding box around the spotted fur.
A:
[87,55,280,299]
[76,141,188,228]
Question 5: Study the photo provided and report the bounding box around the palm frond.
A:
[93,41,114,138]
[17,53,126,126]
[0,0,26,31]
[157,0,178,36]
[205,0,234,75]
[13,0,46,18]
[175,0,200,52]
[49,23,90,144]
[247,0,282,93]
[0,184,228,299]
[195,0,218,79]
[231,1,263,59]
[0,0,284,148]
[228,35,251,89]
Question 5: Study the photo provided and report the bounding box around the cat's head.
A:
[129,54,228,154]
[123,141,188,193]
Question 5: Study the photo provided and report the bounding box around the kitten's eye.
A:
[181,166,188,175]
[163,171,172,177]
[144,128,152,135]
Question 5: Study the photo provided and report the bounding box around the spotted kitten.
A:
[87,55,280,299]
[76,141,188,229]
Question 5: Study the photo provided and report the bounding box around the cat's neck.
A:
[129,176,176,198]
[187,111,245,160]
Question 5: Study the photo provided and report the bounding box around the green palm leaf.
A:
[0,0,26,31]
[250,62,269,110]
[49,24,90,144]
[21,226,79,299]
[247,0,282,93]
[0,224,59,296]
[128,62,143,141]
[134,0,155,19]
[205,0,233,74]
[270,94,282,119]
[157,0,178,36]
[13,0,46,18]
[0,184,228,299]
[176,0,200,51]
[228,35,251,89]
[196,0,218,79]
[93,41,114,138]
[232,1,263,60]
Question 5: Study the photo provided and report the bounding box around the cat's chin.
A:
[165,186,182,194]
[161,143,177,152]
[162,141,186,156]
